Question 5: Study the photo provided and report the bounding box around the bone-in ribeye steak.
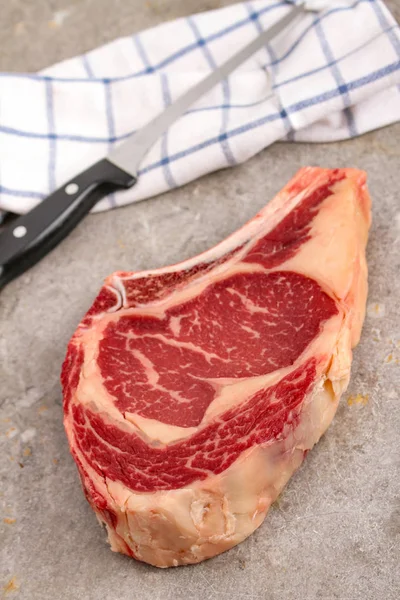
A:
[62,167,371,567]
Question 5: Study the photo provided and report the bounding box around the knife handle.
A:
[0,159,136,290]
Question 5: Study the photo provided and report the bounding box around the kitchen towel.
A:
[0,0,399,214]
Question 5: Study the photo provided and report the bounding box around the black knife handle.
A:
[0,158,136,266]
[0,159,137,290]
[0,182,119,291]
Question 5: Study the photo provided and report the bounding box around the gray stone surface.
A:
[1,1,399,599]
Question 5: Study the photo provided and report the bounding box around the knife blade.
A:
[0,3,305,290]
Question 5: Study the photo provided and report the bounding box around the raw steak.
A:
[62,167,371,568]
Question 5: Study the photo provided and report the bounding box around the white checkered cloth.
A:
[0,0,399,214]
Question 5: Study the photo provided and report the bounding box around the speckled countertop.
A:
[1,2,399,599]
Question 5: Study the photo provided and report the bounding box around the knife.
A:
[0,3,305,291]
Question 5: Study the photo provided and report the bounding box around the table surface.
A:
[1,2,399,599]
